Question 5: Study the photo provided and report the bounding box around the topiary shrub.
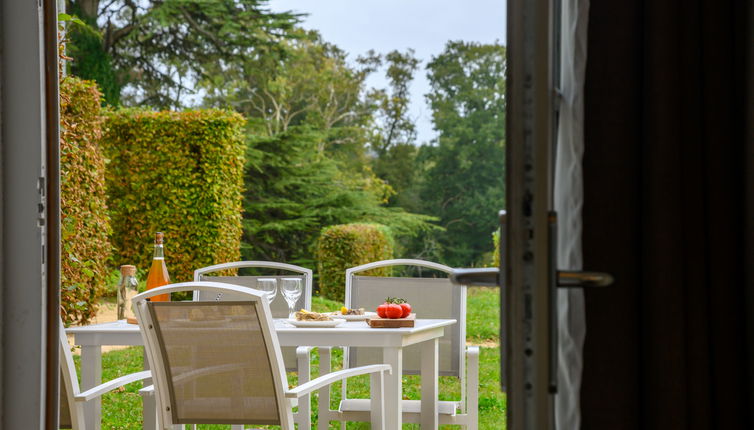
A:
[60,76,112,325]
[103,109,246,282]
[316,223,394,302]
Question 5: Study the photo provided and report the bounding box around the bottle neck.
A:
[153,244,165,260]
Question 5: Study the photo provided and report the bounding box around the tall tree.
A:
[366,49,422,208]
[66,0,300,107]
[243,126,434,267]
[202,30,375,163]
[203,33,435,264]
[421,41,506,266]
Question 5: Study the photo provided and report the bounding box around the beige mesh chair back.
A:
[193,261,312,373]
[133,281,390,430]
[59,318,151,429]
[134,282,293,428]
[345,259,465,377]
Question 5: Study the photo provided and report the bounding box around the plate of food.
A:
[330,307,377,321]
[287,310,346,328]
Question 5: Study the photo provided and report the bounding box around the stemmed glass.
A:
[256,278,278,307]
[281,278,303,320]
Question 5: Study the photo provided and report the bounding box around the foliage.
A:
[242,125,435,267]
[204,29,377,180]
[66,4,122,105]
[367,49,419,151]
[316,224,393,302]
[103,109,246,283]
[367,49,422,207]
[419,41,507,266]
[225,35,435,266]
[65,0,301,107]
[491,229,501,268]
[60,77,112,325]
[206,30,371,139]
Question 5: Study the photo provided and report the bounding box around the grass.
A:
[81,287,504,429]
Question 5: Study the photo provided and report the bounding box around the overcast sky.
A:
[270,0,506,144]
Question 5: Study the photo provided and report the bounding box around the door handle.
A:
[556,270,613,288]
[450,267,499,287]
[450,268,613,288]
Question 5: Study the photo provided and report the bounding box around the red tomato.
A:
[399,302,412,318]
[385,303,403,319]
[376,303,388,318]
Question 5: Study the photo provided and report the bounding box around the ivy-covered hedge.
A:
[316,223,394,302]
[103,109,246,282]
[60,77,112,325]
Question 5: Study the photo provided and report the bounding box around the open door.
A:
[452,0,611,428]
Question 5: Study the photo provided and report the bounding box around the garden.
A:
[59,1,506,428]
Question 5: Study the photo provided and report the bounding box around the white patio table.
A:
[67,318,456,430]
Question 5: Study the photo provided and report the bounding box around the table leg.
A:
[383,346,403,429]
[81,345,102,430]
[421,338,439,429]
[296,346,311,429]
[318,347,332,430]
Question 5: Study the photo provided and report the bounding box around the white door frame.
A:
[1,0,59,428]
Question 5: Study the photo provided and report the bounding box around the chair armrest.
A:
[75,370,151,402]
[285,364,391,399]
[139,384,154,396]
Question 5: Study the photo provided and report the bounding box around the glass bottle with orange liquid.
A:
[146,232,170,301]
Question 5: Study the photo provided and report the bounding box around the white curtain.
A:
[553,0,589,428]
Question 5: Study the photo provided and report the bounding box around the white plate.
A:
[286,319,346,328]
[330,311,378,321]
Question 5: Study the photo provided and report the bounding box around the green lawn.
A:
[82,287,504,429]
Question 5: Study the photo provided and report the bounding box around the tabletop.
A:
[67,318,456,348]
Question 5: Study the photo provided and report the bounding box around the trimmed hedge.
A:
[316,223,394,302]
[103,109,246,282]
[60,77,112,325]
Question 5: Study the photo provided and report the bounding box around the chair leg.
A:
[369,370,385,430]
[466,346,480,430]
[140,388,156,430]
[296,346,312,428]
[317,347,332,430]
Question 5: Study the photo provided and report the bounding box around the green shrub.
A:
[103,109,246,282]
[316,223,393,302]
[491,229,501,268]
[60,77,112,325]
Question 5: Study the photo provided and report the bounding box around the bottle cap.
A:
[155,232,164,244]
[120,265,136,276]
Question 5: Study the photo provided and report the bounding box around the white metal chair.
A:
[132,281,391,430]
[59,318,151,429]
[193,261,316,428]
[193,261,313,370]
[320,259,479,429]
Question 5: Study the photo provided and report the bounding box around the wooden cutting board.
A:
[367,313,416,328]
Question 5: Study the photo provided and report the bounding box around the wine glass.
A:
[281,278,303,320]
[256,278,278,307]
